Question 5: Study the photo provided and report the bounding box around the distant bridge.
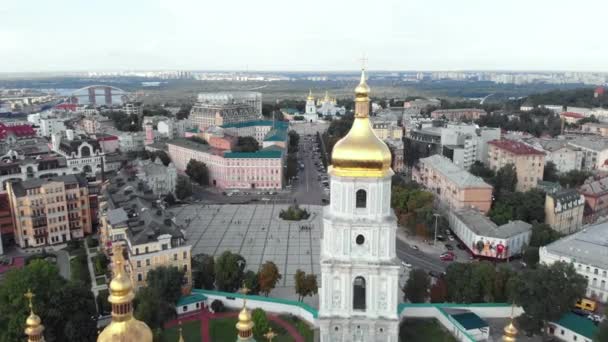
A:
[70,85,130,106]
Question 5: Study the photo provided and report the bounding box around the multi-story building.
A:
[7,175,92,248]
[220,120,289,148]
[579,176,608,223]
[568,137,608,171]
[98,172,191,289]
[167,139,284,189]
[135,158,178,196]
[189,92,262,130]
[38,117,66,138]
[413,155,493,213]
[117,132,145,152]
[157,118,192,140]
[448,208,531,259]
[403,98,441,113]
[581,122,608,137]
[430,108,487,121]
[544,189,585,235]
[0,155,69,191]
[534,139,583,173]
[51,130,105,176]
[385,139,404,173]
[560,112,585,124]
[81,115,115,134]
[123,102,143,116]
[487,139,545,192]
[0,193,15,248]
[370,117,403,140]
[540,221,608,302]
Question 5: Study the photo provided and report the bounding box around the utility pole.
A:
[433,213,440,246]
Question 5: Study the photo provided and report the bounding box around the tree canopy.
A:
[489,189,545,226]
[234,136,260,153]
[214,251,246,292]
[543,161,559,183]
[192,253,215,290]
[258,261,282,297]
[403,269,430,303]
[175,176,193,200]
[294,270,318,302]
[186,159,209,186]
[445,262,516,303]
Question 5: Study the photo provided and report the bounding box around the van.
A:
[575,298,597,312]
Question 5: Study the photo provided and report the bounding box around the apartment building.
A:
[540,221,608,303]
[430,108,487,121]
[544,189,585,235]
[7,175,92,248]
[98,172,191,289]
[487,139,545,192]
[568,137,608,171]
[413,155,493,213]
[579,176,608,223]
[581,122,608,137]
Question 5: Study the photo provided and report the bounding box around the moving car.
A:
[444,244,454,251]
[401,261,412,268]
[440,252,454,261]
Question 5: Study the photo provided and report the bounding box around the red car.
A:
[440,253,454,261]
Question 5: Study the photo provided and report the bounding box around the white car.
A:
[448,236,455,241]
[401,261,412,268]
[411,245,419,250]
[588,314,605,323]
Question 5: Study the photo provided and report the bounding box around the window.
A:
[174,254,178,261]
[353,277,366,310]
[182,306,187,312]
[355,190,367,208]
[136,260,141,267]
[137,273,143,281]
[146,259,150,266]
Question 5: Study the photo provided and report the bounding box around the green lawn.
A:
[279,314,315,342]
[399,319,458,342]
[209,317,296,342]
[161,320,201,342]
[95,276,106,285]
[70,254,91,285]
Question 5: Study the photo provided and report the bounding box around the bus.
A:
[575,298,597,312]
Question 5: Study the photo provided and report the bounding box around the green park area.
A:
[161,320,201,342]
[399,319,458,342]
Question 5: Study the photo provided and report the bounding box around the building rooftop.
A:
[582,122,608,129]
[10,174,88,197]
[167,138,212,153]
[224,148,283,159]
[568,136,608,152]
[420,155,492,189]
[543,220,608,270]
[580,176,608,196]
[0,123,36,140]
[452,207,532,239]
[547,189,583,206]
[431,108,487,114]
[263,128,287,142]
[555,313,597,339]
[450,312,488,330]
[488,139,545,155]
[561,112,586,119]
[220,120,288,130]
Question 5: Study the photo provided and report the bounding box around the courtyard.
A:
[170,204,323,291]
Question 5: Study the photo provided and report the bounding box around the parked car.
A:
[410,245,419,250]
[428,271,444,278]
[448,235,455,241]
[445,244,454,251]
[436,235,446,241]
[401,261,412,268]
[456,243,466,250]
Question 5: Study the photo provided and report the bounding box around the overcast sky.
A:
[2,0,607,72]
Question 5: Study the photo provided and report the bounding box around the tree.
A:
[294,270,318,302]
[288,130,300,153]
[597,308,608,342]
[234,136,260,152]
[214,251,246,292]
[489,189,546,226]
[522,246,540,267]
[529,223,562,247]
[163,193,176,206]
[251,308,270,340]
[176,104,192,120]
[258,261,282,297]
[469,161,495,181]
[543,162,559,182]
[186,159,209,186]
[192,254,215,290]
[403,269,430,303]
[558,169,592,188]
[188,136,208,145]
[0,260,97,342]
[508,261,587,337]
[152,151,171,166]
[493,164,518,196]
[243,271,260,295]
[429,277,448,303]
[175,176,193,200]
[145,266,185,304]
[134,287,176,330]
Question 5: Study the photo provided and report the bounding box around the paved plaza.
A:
[170,204,322,289]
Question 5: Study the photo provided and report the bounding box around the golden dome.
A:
[502,321,518,342]
[330,68,392,178]
[307,89,315,101]
[236,307,254,333]
[24,290,45,342]
[98,245,153,342]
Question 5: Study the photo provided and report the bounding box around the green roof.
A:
[224,150,283,159]
[451,312,488,330]
[186,127,200,133]
[264,128,287,142]
[176,293,207,306]
[280,108,300,114]
[555,313,597,339]
[221,120,288,130]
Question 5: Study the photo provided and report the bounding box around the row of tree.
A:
[403,261,588,338]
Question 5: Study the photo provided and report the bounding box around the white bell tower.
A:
[306,89,316,115]
[318,69,401,342]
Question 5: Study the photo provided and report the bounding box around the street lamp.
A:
[433,213,440,246]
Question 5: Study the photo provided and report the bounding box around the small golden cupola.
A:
[330,68,392,178]
[307,89,315,101]
[97,245,153,342]
[24,290,45,342]
[502,305,518,342]
[235,285,255,341]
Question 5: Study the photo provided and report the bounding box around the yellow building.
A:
[487,139,545,192]
[544,189,585,235]
[7,175,92,248]
[98,173,192,290]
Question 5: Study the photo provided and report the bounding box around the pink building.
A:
[413,154,493,213]
[167,139,283,189]
[487,139,545,192]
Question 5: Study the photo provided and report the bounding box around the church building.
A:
[318,69,401,342]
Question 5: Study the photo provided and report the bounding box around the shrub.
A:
[211,300,225,313]
[279,205,310,221]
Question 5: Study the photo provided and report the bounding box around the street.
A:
[291,134,327,205]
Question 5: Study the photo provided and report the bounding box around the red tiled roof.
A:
[97,135,118,141]
[0,123,36,140]
[54,103,78,111]
[488,139,545,155]
[561,112,585,119]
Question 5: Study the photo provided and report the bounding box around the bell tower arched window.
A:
[355,189,367,208]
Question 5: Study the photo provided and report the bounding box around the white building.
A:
[309,91,346,117]
[567,137,608,171]
[51,130,104,176]
[157,118,192,139]
[448,208,532,259]
[548,313,597,342]
[540,221,608,303]
[318,70,400,342]
[118,132,145,152]
[39,117,66,138]
[135,158,178,196]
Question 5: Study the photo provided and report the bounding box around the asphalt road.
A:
[396,238,447,274]
[291,134,327,205]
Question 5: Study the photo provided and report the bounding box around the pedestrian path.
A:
[165,308,305,342]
